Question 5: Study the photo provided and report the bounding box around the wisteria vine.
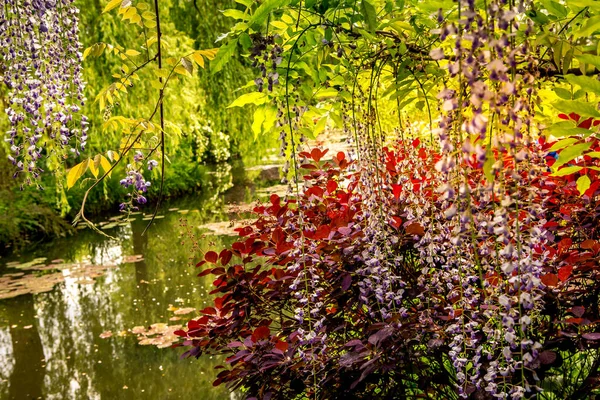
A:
[1,0,87,187]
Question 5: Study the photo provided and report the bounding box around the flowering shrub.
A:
[175,137,600,398]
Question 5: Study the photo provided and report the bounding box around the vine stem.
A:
[142,0,166,235]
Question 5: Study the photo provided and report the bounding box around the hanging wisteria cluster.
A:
[0,0,87,187]
[422,0,546,396]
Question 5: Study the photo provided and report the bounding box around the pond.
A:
[0,161,284,400]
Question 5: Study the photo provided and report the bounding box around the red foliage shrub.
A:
[175,134,600,399]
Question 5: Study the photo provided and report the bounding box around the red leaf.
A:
[270,194,280,205]
[558,265,573,282]
[581,239,597,250]
[578,117,593,129]
[538,351,557,364]
[541,273,558,287]
[252,326,270,342]
[412,138,421,148]
[205,251,218,263]
[274,340,288,352]
[336,152,345,162]
[558,238,572,254]
[405,222,424,236]
[582,333,600,341]
[391,184,402,201]
[327,180,338,193]
[566,317,584,325]
[341,274,352,290]
[390,216,402,230]
[571,306,585,318]
[197,268,213,277]
[219,249,233,266]
[311,148,328,162]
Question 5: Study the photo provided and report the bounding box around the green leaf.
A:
[574,15,600,40]
[585,151,600,158]
[550,165,583,176]
[67,159,89,189]
[124,49,141,56]
[540,0,568,17]
[565,75,600,95]
[248,0,289,26]
[222,9,248,20]
[227,92,268,108]
[210,39,237,74]
[549,137,579,151]
[575,54,600,70]
[262,105,278,134]
[545,121,576,135]
[483,152,495,182]
[553,142,593,168]
[553,87,571,100]
[313,116,327,136]
[235,0,253,7]
[360,0,378,33]
[553,100,600,118]
[577,175,591,195]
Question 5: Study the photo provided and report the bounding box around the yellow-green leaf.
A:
[554,142,593,168]
[100,155,113,177]
[549,137,579,152]
[174,65,191,76]
[550,165,583,176]
[192,52,205,68]
[196,48,218,60]
[107,150,120,162]
[227,92,268,108]
[103,0,122,13]
[577,175,591,195]
[67,159,89,189]
[125,49,141,57]
[553,100,600,118]
[89,155,101,178]
[565,75,600,96]
[251,105,266,139]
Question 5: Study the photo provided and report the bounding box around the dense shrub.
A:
[176,135,600,399]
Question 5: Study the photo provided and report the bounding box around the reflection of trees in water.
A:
[7,294,44,400]
[35,284,100,399]
[0,326,14,398]
[0,161,263,399]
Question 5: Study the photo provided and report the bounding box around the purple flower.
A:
[147,159,158,170]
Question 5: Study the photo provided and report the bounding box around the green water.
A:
[0,161,282,400]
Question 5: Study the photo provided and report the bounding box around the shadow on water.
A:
[0,159,282,399]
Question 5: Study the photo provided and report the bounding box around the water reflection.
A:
[0,160,281,399]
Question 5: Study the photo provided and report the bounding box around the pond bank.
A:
[0,157,285,399]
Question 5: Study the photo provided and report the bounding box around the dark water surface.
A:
[0,162,281,400]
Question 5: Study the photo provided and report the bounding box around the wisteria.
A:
[175,0,600,398]
[1,0,87,187]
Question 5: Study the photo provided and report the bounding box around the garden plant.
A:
[3,0,600,399]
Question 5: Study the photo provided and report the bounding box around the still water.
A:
[0,162,282,400]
